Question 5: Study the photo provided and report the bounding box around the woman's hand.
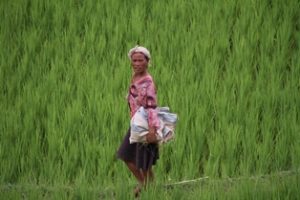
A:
[146,127,158,143]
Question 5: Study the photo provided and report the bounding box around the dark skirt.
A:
[117,129,159,171]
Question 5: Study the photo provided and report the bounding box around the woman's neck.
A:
[132,71,149,83]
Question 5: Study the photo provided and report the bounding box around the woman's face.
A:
[131,52,148,75]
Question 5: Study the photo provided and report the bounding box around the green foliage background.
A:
[1,0,300,198]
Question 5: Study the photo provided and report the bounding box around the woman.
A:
[117,45,160,196]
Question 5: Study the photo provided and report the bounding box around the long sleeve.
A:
[144,82,160,129]
[137,78,160,129]
[129,75,160,130]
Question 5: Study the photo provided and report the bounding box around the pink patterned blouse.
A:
[128,74,160,129]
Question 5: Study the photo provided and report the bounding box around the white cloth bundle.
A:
[129,107,178,144]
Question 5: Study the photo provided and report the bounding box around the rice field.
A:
[1,0,300,199]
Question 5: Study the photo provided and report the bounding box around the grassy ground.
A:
[1,170,299,199]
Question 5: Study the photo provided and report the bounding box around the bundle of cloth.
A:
[130,107,178,144]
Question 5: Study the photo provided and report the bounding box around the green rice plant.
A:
[0,0,300,198]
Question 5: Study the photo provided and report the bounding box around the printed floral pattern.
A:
[128,75,160,129]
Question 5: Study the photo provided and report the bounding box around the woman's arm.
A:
[144,80,160,143]
[137,78,160,128]
[138,78,159,126]
[145,83,159,130]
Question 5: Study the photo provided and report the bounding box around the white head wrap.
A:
[128,45,151,61]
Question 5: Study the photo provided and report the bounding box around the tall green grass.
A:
[1,0,300,198]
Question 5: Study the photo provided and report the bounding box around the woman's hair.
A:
[128,45,151,61]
